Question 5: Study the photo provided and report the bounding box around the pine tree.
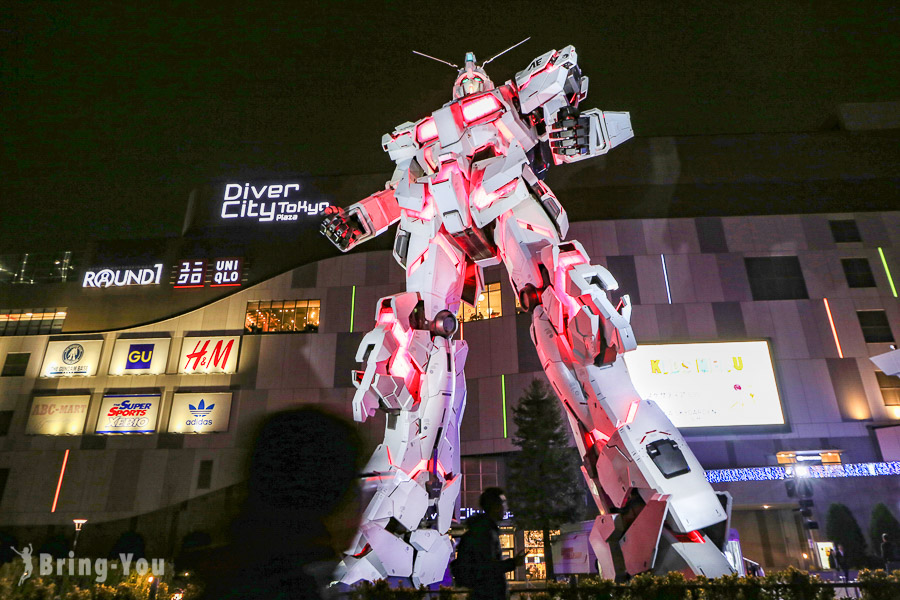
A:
[507,379,585,580]
[825,503,869,567]
[869,503,900,556]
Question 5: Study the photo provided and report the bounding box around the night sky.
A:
[1,2,897,252]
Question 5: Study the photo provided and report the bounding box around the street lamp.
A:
[72,519,87,553]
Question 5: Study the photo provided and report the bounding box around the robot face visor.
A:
[454,71,493,98]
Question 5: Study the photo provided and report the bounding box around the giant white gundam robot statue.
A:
[322,42,734,586]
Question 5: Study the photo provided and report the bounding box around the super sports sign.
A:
[623,340,785,428]
[95,394,160,434]
[220,183,330,223]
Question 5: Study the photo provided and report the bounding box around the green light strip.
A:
[350,285,356,332]
[879,248,897,297]
[501,374,508,438]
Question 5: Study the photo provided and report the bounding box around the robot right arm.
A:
[320,187,401,252]
[320,122,422,252]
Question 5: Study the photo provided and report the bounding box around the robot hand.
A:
[549,106,591,159]
[320,205,367,252]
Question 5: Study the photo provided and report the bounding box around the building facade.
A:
[1,205,898,574]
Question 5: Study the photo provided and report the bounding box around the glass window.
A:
[245,300,320,334]
[841,258,876,288]
[829,220,862,243]
[858,311,894,343]
[197,460,213,489]
[0,308,66,337]
[523,529,561,580]
[0,411,12,435]
[745,257,809,301]
[2,352,30,377]
[876,371,900,407]
[459,282,503,323]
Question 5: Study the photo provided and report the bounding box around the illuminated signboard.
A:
[26,395,90,435]
[173,258,244,289]
[40,340,103,377]
[95,394,160,434]
[108,338,171,375]
[179,336,240,374]
[168,392,233,433]
[622,341,785,428]
[220,182,330,223]
[82,264,164,288]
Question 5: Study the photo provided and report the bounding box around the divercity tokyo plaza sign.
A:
[220,182,330,223]
[83,264,163,288]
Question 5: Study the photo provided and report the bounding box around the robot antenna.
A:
[412,50,458,69]
[481,37,531,67]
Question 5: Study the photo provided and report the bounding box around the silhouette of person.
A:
[463,488,525,600]
[882,533,899,572]
[187,407,365,600]
[11,543,34,586]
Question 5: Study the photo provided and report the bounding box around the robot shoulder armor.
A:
[514,45,580,88]
[381,121,417,154]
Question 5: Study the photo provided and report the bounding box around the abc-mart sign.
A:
[26,395,90,435]
[40,340,103,377]
[83,264,164,288]
[168,392,232,433]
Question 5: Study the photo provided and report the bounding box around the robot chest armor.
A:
[397,92,531,237]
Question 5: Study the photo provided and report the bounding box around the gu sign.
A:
[109,338,171,375]
[41,340,103,377]
[83,264,164,288]
[26,395,91,435]
[179,336,240,374]
[168,392,233,433]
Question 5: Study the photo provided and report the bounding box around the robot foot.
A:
[336,525,453,587]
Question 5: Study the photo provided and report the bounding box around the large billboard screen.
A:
[95,394,160,434]
[40,340,103,377]
[26,395,91,435]
[623,341,785,428]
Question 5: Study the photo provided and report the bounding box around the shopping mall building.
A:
[1,114,898,577]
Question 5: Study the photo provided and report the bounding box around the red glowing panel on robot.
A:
[461,93,502,123]
[558,253,587,270]
[416,118,438,144]
[472,179,519,210]
[390,351,413,379]
[517,219,554,238]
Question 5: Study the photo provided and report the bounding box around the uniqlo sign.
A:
[174,260,207,288]
[179,336,240,374]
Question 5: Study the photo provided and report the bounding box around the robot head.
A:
[453,52,494,99]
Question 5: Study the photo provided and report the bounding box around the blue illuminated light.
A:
[705,462,900,483]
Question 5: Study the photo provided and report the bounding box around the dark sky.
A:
[1,2,897,252]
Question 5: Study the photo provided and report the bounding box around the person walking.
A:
[881,533,899,572]
[462,488,525,600]
[834,544,850,582]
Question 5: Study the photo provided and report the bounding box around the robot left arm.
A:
[515,45,634,165]
[320,186,401,252]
